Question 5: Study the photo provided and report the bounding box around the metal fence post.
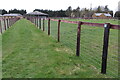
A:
[48,19,50,35]
[76,21,82,56]
[58,20,61,42]
[101,23,111,74]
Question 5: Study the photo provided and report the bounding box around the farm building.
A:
[92,13,112,18]
[3,14,23,18]
[26,11,48,18]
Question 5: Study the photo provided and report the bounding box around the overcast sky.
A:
[0,0,119,13]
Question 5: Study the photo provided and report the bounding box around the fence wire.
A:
[28,17,118,78]
[50,19,118,78]
[60,22,77,53]
[80,26,103,71]
[44,19,48,34]
[107,29,118,77]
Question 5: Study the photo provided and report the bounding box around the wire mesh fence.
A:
[80,26,104,72]
[50,20,59,40]
[60,22,77,53]
[107,29,118,77]
[27,17,119,78]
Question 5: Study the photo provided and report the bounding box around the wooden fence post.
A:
[8,18,10,27]
[10,18,12,27]
[0,19,2,33]
[33,17,35,25]
[37,17,39,28]
[6,19,9,29]
[39,18,41,29]
[34,17,36,24]
[43,18,45,31]
[30,17,31,23]
[36,17,38,27]
[101,23,111,74]
[48,19,50,35]
[11,18,13,26]
[36,17,37,26]
[33,17,34,23]
[58,20,61,42]
[31,17,33,23]
[4,18,6,31]
[8,18,10,28]
[37,17,38,27]
[34,17,36,25]
[32,17,34,23]
[36,17,37,27]
[76,21,82,56]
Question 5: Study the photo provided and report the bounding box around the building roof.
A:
[104,13,111,17]
[27,11,48,16]
[94,13,102,16]
[3,14,22,17]
[94,13,111,17]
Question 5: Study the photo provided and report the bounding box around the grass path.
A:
[2,19,115,78]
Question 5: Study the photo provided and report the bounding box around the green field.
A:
[2,19,119,78]
[62,18,119,25]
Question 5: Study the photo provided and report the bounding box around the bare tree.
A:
[76,7,80,17]
[66,6,72,17]
[104,5,109,12]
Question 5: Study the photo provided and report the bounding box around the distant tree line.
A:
[0,5,120,18]
[0,9,27,15]
[9,9,27,15]
[65,5,114,18]
[34,5,119,18]
[0,9,7,15]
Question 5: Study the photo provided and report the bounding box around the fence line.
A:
[0,17,20,34]
[26,16,119,77]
